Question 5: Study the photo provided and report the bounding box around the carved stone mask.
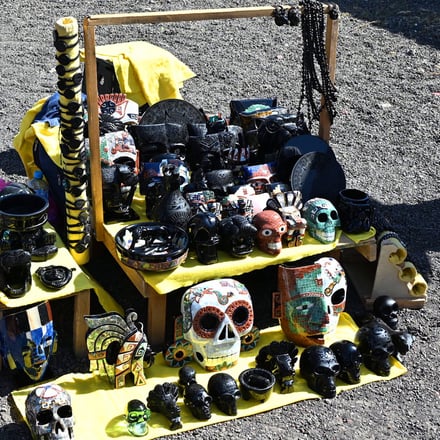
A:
[330,340,363,384]
[299,345,340,398]
[355,322,395,376]
[207,372,241,416]
[302,198,340,243]
[181,278,254,371]
[25,383,74,440]
[252,210,287,255]
[0,301,57,381]
[276,257,347,347]
[373,295,399,330]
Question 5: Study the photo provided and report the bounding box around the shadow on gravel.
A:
[0,149,26,177]
[336,0,440,49]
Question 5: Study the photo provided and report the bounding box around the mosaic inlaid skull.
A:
[25,383,74,440]
[302,198,340,243]
[181,278,254,371]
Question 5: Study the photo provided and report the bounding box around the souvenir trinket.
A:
[0,249,32,298]
[187,211,220,265]
[274,257,347,346]
[207,373,241,416]
[252,209,287,255]
[302,197,340,243]
[25,383,74,440]
[126,399,151,437]
[238,368,276,403]
[300,345,340,398]
[147,382,182,430]
[181,278,255,371]
[337,188,373,234]
[84,310,154,388]
[0,301,57,381]
[329,340,363,384]
[255,340,299,393]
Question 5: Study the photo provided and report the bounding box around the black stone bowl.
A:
[0,193,48,232]
[238,368,276,403]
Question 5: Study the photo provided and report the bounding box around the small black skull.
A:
[373,295,399,330]
[183,382,212,420]
[177,365,197,396]
[187,212,220,265]
[330,340,363,384]
[355,322,395,376]
[218,215,257,258]
[299,346,340,398]
[207,373,241,416]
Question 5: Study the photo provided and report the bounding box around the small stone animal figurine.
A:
[147,382,182,430]
[255,340,298,393]
[178,365,212,420]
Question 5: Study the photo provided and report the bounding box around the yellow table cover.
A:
[12,313,406,439]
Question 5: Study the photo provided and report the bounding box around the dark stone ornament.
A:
[147,382,182,430]
[0,249,32,298]
[329,340,363,384]
[355,322,395,376]
[337,188,373,234]
[187,211,220,265]
[155,163,192,230]
[207,373,241,416]
[35,265,74,290]
[373,295,399,329]
[183,382,212,421]
[299,345,340,398]
[218,215,257,258]
[238,368,276,402]
[255,340,299,393]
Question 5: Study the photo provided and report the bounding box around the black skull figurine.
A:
[183,382,212,421]
[187,211,220,265]
[355,322,395,376]
[373,295,399,329]
[207,373,241,416]
[299,345,341,398]
[330,340,363,384]
[218,215,257,258]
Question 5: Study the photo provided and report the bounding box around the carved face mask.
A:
[181,278,254,371]
[275,257,347,347]
[25,383,74,440]
[0,301,57,381]
[252,210,287,255]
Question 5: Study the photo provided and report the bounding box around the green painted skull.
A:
[302,198,340,243]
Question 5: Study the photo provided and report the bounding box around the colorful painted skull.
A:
[302,198,340,243]
[25,383,74,440]
[252,210,287,255]
[181,278,254,371]
[0,301,57,381]
[275,257,347,347]
[299,345,340,398]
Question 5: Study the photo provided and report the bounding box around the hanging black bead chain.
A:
[298,0,338,130]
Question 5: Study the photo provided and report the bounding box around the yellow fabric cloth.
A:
[12,313,407,440]
[105,194,377,294]
[0,227,121,315]
[12,98,62,179]
[80,41,196,107]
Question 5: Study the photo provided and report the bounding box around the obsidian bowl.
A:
[0,193,49,232]
[239,368,276,403]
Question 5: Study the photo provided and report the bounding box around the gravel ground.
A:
[0,1,439,439]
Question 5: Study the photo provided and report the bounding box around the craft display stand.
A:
[0,228,93,358]
[83,5,379,349]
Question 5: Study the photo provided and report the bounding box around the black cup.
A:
[337,188,373,234]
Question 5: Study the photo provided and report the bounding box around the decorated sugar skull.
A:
[299,345,340,398]
[181,278,254,371]
[0,301,57,381]
[25,383,74,440]
[302,198,340,243]
[275,257,347,347]
[252,209,287,255]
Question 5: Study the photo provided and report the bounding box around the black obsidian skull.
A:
[207,373,241,416]
[373,295,399,330]
[355,322,395,376]
[187,211,220,265]
[218,215,257,258]
[177,365,197,396]
[183,382,212,420]
[330,340,363,384]
[299,346,340,398]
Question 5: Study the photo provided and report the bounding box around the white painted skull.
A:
[302,198,340,243]
[181,278,254,371]
[25,383,74,440]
